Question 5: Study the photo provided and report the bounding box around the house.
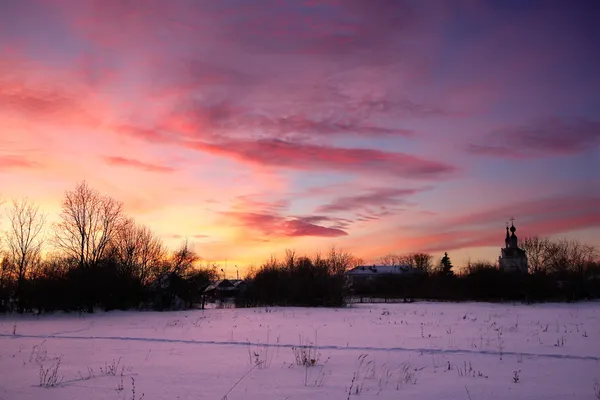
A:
[345,264,420,301]
[345,264,415,284]
[203,279,246,300]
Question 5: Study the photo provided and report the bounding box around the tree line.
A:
[239,248,359,308]
[241,235,599,306]
[0,182,218,313]
[1,181,599,313]
[347,238,599,303]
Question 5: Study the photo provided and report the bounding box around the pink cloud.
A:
[188,139,456,179]
[412,212,600,254]
[114,125,175,144]
[208,113,414,138]
[102,156,175,173]
[283,219,348,238]
[76,52,120,89]
[316,187,426,213]
[468,118,600,157]
[294,215,352,231]
[225,212,348,238]
[164,233,210,240]
[394,195,600,254]
[47,0,448,137]
[209,0,440,59]
[229,194,290,214]
[0,80,95,126]
[222,196,350,239]
[50,0,440,61]
[0,155,39,170]
[48,0,179,49]
[152,91,425,146]
[1,85,72,115]
[0,54,107,133]
[466,144,525,159]
[151,59,261,99]
[443,195,600,229]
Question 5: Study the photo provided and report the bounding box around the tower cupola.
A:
[509,221,518,247]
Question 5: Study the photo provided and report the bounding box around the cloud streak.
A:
[102,156,175,173]
[0,155,39,170]
[396,195,600,254]
[189,139,456,179]
[224,212,348,238]
[222,196,350,239]
[468,118,600,158]
[317,188,425,213]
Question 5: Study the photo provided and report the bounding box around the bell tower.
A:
[508,217,518,248]
[499,217,528,273]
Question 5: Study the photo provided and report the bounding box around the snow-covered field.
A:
[1,302,600,400]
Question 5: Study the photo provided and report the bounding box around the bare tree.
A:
[54,181,125,268]
[0,256,12,285]
[284,249,297,270]
[168,239,199,277]
[409,253,433,273]
[379,253,402,266]
[327,246,359,275]
[4,198,45,311]
[0,198,7,302]
[379,252,432,272]
[554,238,597,276]
[466,260,497,274]
[110,218,167,284]
[522,236,598,276]
[261,255,280,271]
[521,236,555,274]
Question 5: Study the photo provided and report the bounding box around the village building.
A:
[203,279,246,301]
[498,220,528,273]
[345,264,417,285]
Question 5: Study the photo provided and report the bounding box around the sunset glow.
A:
[1,0,599,272]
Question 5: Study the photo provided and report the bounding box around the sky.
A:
[0,0,599,273]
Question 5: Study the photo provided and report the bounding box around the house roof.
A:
[204,279,244,292]
[345,265,414,275]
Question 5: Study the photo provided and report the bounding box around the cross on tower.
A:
[509,217,515,224]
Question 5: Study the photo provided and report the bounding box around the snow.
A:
[1,302,600,400]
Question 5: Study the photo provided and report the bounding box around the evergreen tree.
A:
[440,252,454,275]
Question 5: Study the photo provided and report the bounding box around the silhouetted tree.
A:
[153,240,213,310]
[327,246,360,275]
[440,252,454,275]
[556,238,597,277]
[0,204,12,311]
[465,260,497,274]
[167,239,198,277]
[522,236,598,277]
[379,253,403,266]
[379,252,432,273]
[54,181,125,270]
[109,218,166,285]
[521,236,554,274]
[406,253,433,273]
[4,198,45,312]
[0,257,14,312]
[241,248,351,307]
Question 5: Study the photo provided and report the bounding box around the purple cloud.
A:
[468,117,600,158]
